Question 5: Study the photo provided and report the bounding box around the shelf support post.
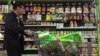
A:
[96,0,100,56]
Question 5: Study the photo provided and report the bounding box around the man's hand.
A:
[24,29,33,36]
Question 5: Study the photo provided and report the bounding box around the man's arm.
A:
[5,14,32,36]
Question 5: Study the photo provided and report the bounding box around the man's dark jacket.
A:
[4,12,27,51]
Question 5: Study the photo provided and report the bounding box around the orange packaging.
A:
[33,4,38,12]
[37,4,41,12]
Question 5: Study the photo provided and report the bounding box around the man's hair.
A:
[12,2,24,10]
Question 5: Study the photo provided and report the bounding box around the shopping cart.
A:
[38,32,84,56]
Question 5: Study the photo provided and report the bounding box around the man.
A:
[4,2,32,56]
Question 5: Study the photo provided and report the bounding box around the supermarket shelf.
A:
[0,39,36,42]
[0,39,3,41]
[85,54,97,56]
[56,27,97,31]
[0,12,8,14]
[84,36,96,39]
[24,25,97,30]
[24,48,38,50]
[79,46,97,48]
[0,25,97,31]
[0,22,5,25]
[0,0,92,3]
[0,31,4,33]
[28,21,66,23]
[92,44,98,47]
[0,47,3,50]
[24,25,56,28]
[0,0,93,5]
[24,39,36,42]
[79,44,98,48]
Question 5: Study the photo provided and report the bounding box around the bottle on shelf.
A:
[37,4,41,13]
[29,3,33,12]
[0,14,3,22]
[27,12,34,24]
[0,5,2,13]
[27,12,32,20]
[33,4,38,13]
[46,12,52,21]
[5,5,9,13]
[36,12,42,21]
[47,4,51,13]
[51,13,57,21]
[42,4,46,15]
[32,12,37,21]
[25,4,29,12]
[56,4,60,13]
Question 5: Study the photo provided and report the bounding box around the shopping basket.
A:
[38,31,84,56]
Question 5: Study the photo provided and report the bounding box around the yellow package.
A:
[0,14,3,22]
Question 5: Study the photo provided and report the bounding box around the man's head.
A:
[13,2,25,15]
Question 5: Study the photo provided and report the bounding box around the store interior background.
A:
[0,0,99,56]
